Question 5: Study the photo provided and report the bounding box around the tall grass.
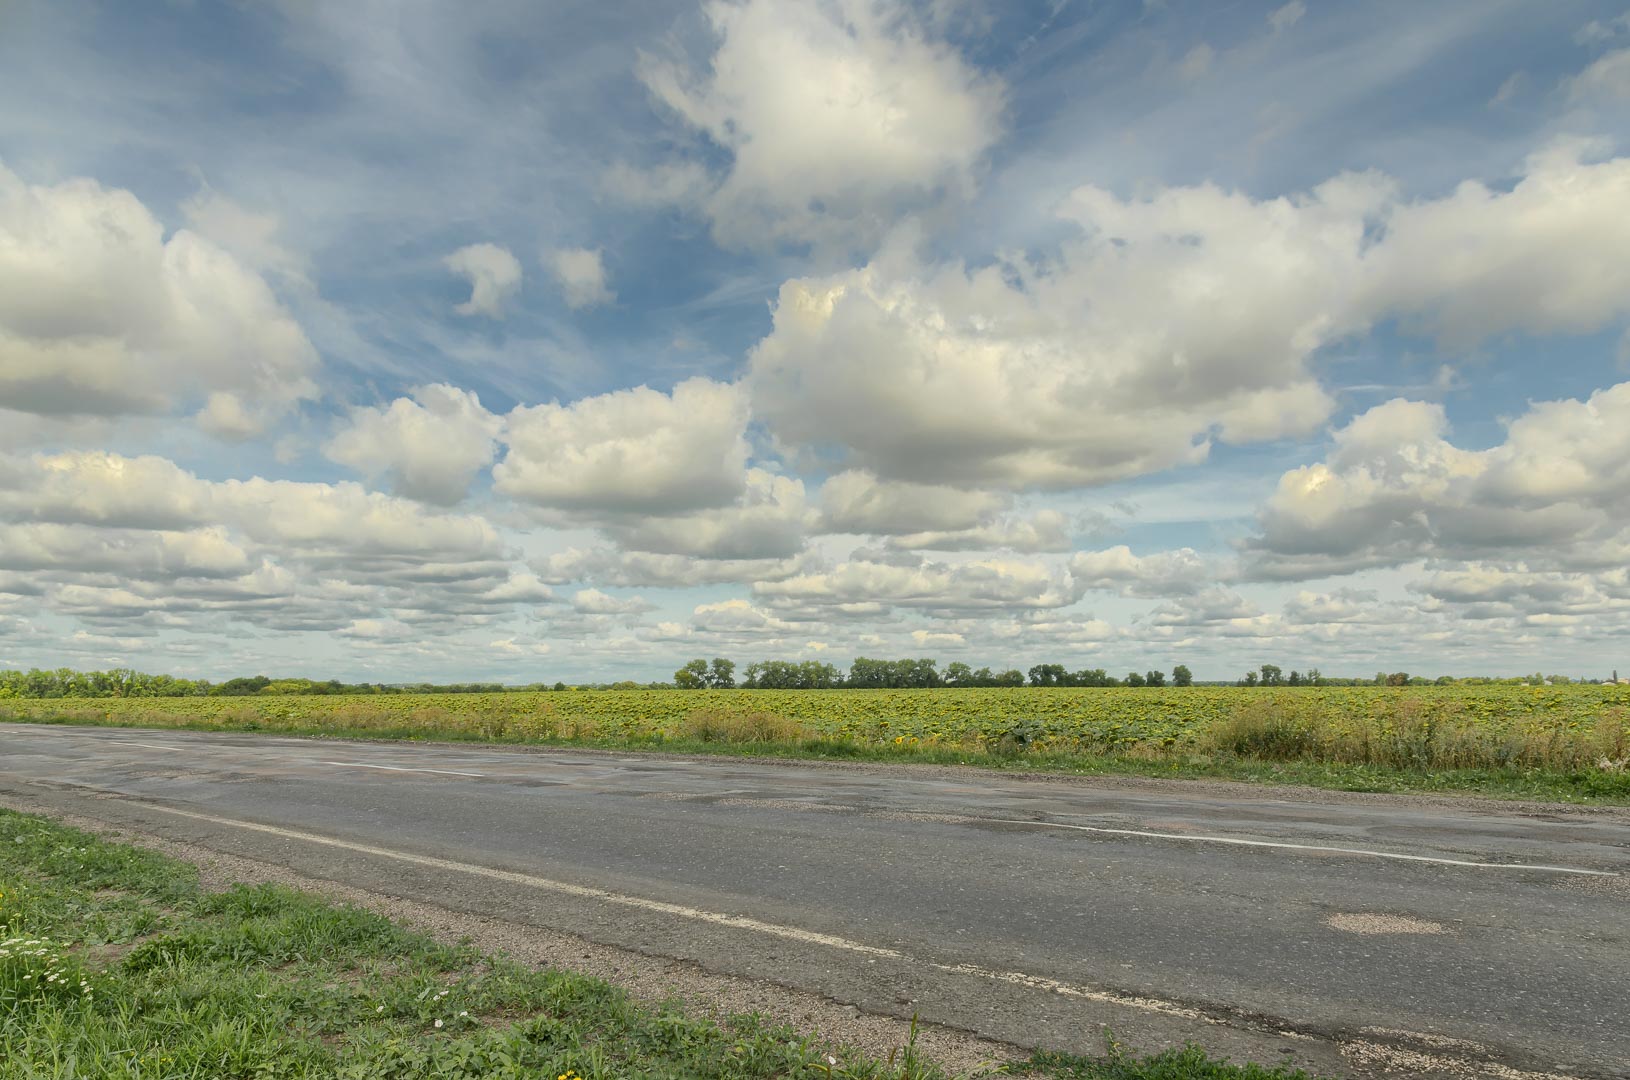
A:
[1204,697,1630,772]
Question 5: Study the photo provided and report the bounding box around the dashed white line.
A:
[319,761,486,778]
[988,818,1618,876]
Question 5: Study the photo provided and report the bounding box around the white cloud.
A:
[445,243,522,318]
[1177,44,1213,81]
[818,470,1007,534]
[885,510,1072,553]
[572,588,655,615]
[180,186,307,283]
[1575,13,1630,45]
[690,597,794,635]
[754,555,1083,616]
[1069,545,1217,598]
[0,449,547,641]
[495,377,750,515]
[751,147,1630,493]
[0,163,318,436]
[1567,47,1630,101]
[1268,1,1306,33]
[748,174,1371,488]
[546,247,615,309]
[1245,382,1630,579]
[1362,141,1630,345]
[536,546,816,588]
[489,637,552,658]
[609,469,812,559]
[325,384,503,505]
[637,0,1004,250]
[1146,587,1263,627]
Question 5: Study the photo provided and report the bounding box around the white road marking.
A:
[126,804,1231,1024]
[127,742,192,753]
[134,804,902,957]
[320,761,486,778]
[989,818,1618,876]
[5,797,1600,1079]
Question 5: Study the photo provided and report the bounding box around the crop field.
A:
[4,684,1628,775]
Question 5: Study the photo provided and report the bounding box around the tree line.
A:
[3,663,1617,700]
[0,669,558,699]
[673,657,1197,689]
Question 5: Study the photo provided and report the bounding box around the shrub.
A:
[680,709,809,744]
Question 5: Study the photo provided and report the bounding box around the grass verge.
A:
[6,702,1630,804]
[0,808,1317,1079]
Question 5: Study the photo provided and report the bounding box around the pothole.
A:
[1324,912,1447,935]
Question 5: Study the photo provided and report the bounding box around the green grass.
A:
[0,808,1319,1079]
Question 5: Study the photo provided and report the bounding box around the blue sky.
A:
[2,0,1629,681]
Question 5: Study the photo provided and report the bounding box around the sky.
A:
[2,0,1630,683]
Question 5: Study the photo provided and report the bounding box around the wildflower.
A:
[434,1018,443,1028]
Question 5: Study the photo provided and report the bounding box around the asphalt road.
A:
[2,722,1627,1078]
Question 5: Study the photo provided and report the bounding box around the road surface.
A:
[1,722,1626,1078]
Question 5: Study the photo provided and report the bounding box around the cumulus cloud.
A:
[753,555,1083,617]
[1069,545,1217,598]
[445,243,522,317]
[1245,382,1630,579]
[885,510,1072,553]
[0,163,318,436]
[750,144,1630,493]
[818,470,1008,534]
[1361,142,1630,344]
[1145,587,1263,627]
[546,247,614,309]
[536,546,816,588]
[636,0,1004,250]
[571,588,655,615]
[325,384,503,504]
[609,469,813,559]
[0,449,544,639]
[495,377,750,516]
[690,598,794,635]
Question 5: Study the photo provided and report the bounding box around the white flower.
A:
[434,1018,444,1029]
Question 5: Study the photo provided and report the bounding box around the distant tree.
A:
[1385,671,1410,687]
[1125,671,1146,687]
[943,661,972,686]
[1259,664,1283,686]
[1145,669,1166,687]
[994,669,1026,686]
[216,675,272,696]
[1171,664,1193,687]
[1305,667,1322,686]
[1028,663,1068,687]
[552,681,567,692]
[707,658,736,689]
[1243,670,1259,687]
[674,659,708,689]
[1286,670,1303,686]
